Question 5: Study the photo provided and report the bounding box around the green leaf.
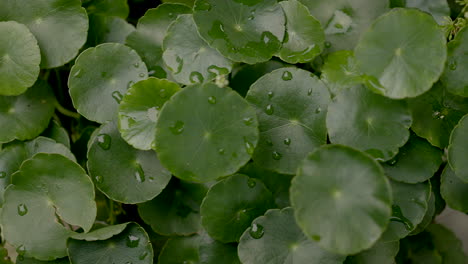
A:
[1,153,96,260]
[82,0,129,18]
[125,4,192,79]
[290,145,392,255]
[345,239,399,264]
[441,165,468,212]
[320,50,363,97]
[425,224,467,263]
[382,134,443,183]
[163,14,233,85]
[246,68,330,174]
[327,85,412,161]
[86,15,135,47]
[411,190,436,236]
[68,43,148,123]
[17,258,70,264]
[441,27,468,97]
[355,8,447,99]
[381,180,431,242]
[155,83,259,182]
[193,0,285,64]
[298,0,389,52]
[71,223,128,241]
[238,207,345,264]
[230,61,285,97]
[448,114,468,182]
[87,122,171,204]
[0,80,55,143]
[277,0,324,64]
[405,0,450,24]
[200,174,275,242]
[0,21,40,96]
[408,82,468,148]
[41,120,70,149]
[199,232,240,264]
[138,179,208,236]
[68,223,153,264]
[0,0,88,68]
[158,235,200,264]
[118,77,180,150]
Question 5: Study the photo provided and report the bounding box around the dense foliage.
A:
[0,0,468,263]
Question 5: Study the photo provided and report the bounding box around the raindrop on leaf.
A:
[249,223,264,239]
[97,134,111,150]
[265,104,274,115]
[282,71,293,81]
[17,204,28,216]
[283,138,291,145]
[272,151,282,160]
[0,171,6,178]
[126,235,140,248]
[170,121,185,135]
[112,91,123,103]
[208,96,217,104]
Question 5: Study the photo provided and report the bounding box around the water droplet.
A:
[127,81,135,88]
[134,163,145,183]
[449,60,457,70]
[266,139,273,146]
[282,71,293,81]
[134,62,140,68]
[315,107,322,114]
[170,121,185,135]
[139,73,145,77]
[267,91,274,99]
[175,56,184,74]
[390,204,414,230]
[95,175,103,183]
[243,117,254,126]
[194,0,212,11]
[126,235,140,248]
[387,157,398,166]
[248,15,255,20]
[16,245,26,256]
[159,88,167,98]
[244,137,255,155]
[208,96,217,104]
[249,223,264,239]
[218,148,225,155]
[265,104,274,115]
[0,171,6,178]
[307,88,313,96]
[73,69,82,78]
[189,71,204,83]
[247,178,256,188]
[97,134,111,150]
[17,204,28,216]
[272,151,282,160]
[324,41,332,48]
[262,32,272,44]
[283,138,291,145]
[112,91,123,103]
[139,252,148,260]
[168,12,174,18]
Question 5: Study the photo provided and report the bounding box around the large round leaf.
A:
[193,0,285,64]
[125,4,192,79]
[327,85,412,161]
[0,0,88,68]
[448,114,468,182]
[406,0,450,24]
[277,0,324,64]
[345,239,399,264]
[298,0,389,52]
[138,179,208,236]
[118,77,180,150]
[68,223,153,264]
[383,134,443,183]
[158,235,200,264]
[441,165,468,213]
[1,154,96,260]
[87,122,171,204]
[200,174,275,242]
[290,145,392,255]
[155,83,259,182]
[246,68,330,174]
[408,82,468,148]
[163,14,233,85]
[441,27,468,97]
[355,8,446,99]
[0,21,40,96]
[381,180,431,242]
[68,43,148,123]
[238,208,345,264]
[0,80,55,143]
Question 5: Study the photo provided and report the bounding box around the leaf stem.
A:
[54,101,81,119]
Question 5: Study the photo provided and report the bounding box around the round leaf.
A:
[1,154,96,260]
[345,239,399,264]
[278,0,324,64]
[0,21,40,96]
[86,15,135,46]
[246,68,330,174]
[138,179,208,236]
[68,43,148,123]
[41,120,70,148]
[0,80,55,143]
[68,223,153,264]
[238,208,345,264]
[193,0,285,64]
[448,114,468,182]
[327,85,412,161]
[0,0,88,68]
[355,8,447,99]
[87,122,171,204]
[125,3,191,78]
[441,165,468,213]
[163,14,233,85]
[158,235,200,264]
[290,145,392,255]
[200,174,275,242]
[383,134,443,183]
[155,83,259,182]
[441,27,468,97]
[118,77,180,150]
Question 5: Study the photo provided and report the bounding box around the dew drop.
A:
[315,107,322,114]
[127,81,135,88]
[244,137,255,155]
[134,163,146,183]
[126,235,140,248]
[283,138,291,145]
[249,223,264,239]
[73,69,82,78]
[265,104,274,115]
[133,62,140,68]
[139,251,148,260]
[112,91,123,103]
[247,178,256,188]
[97,134,111,150]
[170,121,185,135]
[243,117,254,126]
[189,71,204,83]
[0,171,6,178]
[267,91,274,99]
[218,148,225,155]
[208,96,217,104]
[449,60,457,70]
[139,73,145,77]
[307,88,313,96]
[95,175,103,183]
[324,41,332,48]
[16,245,26,256]
[159,88,167,98]
[387,157,398,166]
[272,151,282,160]
[282,71,293,81]
[17,204,28,216]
